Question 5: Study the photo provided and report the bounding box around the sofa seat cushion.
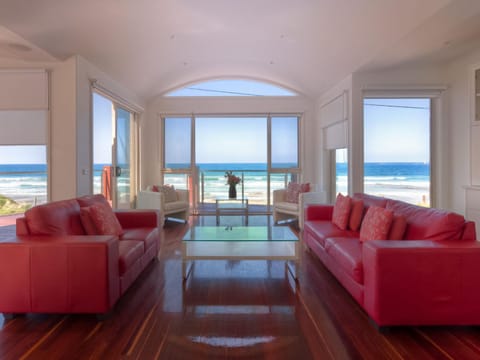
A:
[25,199,85,235]
[386,200,465,241]
[121,228,158,252]
[325,237,364,284]
[164,201,189,213]
[118,240,144,276]
[304,220,358,248]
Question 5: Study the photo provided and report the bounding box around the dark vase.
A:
[228,184,237,199]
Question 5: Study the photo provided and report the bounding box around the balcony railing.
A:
[164,169,297,212]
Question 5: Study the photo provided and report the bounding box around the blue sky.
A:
[0,145,46,164]
[364,98,430,163]
[165,116,299,165]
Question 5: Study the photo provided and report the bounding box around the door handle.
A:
[115,166,122,177]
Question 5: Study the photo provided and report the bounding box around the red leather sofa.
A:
[0,195,161,317]
[303,193,480,327]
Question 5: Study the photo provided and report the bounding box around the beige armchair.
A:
[273,188,326,229]
[136,187,190,225]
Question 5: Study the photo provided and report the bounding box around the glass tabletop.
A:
[183,226,298,242]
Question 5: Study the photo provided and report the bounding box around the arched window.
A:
[165,79,298,97]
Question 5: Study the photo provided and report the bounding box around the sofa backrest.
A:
[386,199,467,241]
[353,193,388,209]
[24,199,85,235]
[77,194,110,208]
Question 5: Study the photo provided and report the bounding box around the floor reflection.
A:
[156,256,312,359]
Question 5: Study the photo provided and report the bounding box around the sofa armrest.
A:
[304,204,334,221]
[363,240,480,326]
[0,235,120,314]
[298,192,328,229]
[114,209,161,229]
[273,189,287,204]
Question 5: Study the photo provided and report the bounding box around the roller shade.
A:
[0,110,47,145]
[0,69,48,110]
[324,120,347,150]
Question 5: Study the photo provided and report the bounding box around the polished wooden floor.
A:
[1,215,480,359]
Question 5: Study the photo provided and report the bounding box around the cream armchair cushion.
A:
[137,186,189,225]
[273,188,326,229]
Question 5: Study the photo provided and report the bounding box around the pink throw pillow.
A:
[152,184,177,203]
[349,199,364,232]
[332,193,352,230]
[388,215,407,240]
[286,182,300,203]
[360,205,394,242]
[286,182,310,204]
[83,203,123,236]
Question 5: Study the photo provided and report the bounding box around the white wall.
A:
[315,75,353,199]
[142,96,315,189]
[447,47,480,214]
[50,57,77,200]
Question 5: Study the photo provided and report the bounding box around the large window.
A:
[162,115,300,211]
[0,145,47,214]
[165,79,297,97]
[0,108,48,214]
[271,117,299,168]
[164,117,192,169]
[364,98,430,206]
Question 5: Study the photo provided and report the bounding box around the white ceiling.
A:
[0,0,480,100]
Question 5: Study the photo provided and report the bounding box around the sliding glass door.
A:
[161,115,300,213]
[93,92,137,208]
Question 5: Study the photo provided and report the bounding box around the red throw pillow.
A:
[349,198,364,231]
[359,205,394,242]
[388,215,407,240]
[83,203,123,236]
[80,207,97,235]
[332,193,352,230]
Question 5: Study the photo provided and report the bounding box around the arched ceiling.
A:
[0,0,480,100]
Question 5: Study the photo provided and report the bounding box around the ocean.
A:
[0,164,47,205]
[0,162,430,207]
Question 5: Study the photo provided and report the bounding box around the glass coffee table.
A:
[215,198,249,225]
[182,226,299,281]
